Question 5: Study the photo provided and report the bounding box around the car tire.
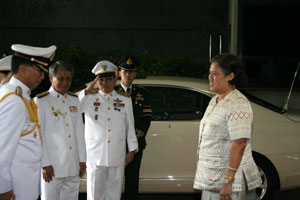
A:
[253,152,280,200]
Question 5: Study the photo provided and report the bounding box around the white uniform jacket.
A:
[0,77,42,199]
[79,89,138,167]
[35,87,86,177]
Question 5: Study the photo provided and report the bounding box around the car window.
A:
[142,85,211,121]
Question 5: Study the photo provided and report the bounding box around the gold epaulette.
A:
[88,89,99,94]
[36,91,49,98]
[16,86,23,97]
[117,90,130,97]
[67,91,78,97]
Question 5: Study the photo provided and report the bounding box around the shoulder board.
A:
[116,87,124,91]
[88,89,99,94]
[115,84,122,90]
[15,86,23,97]
[67,91,78,97]
[36,91,49,98]
[117,90,130,97]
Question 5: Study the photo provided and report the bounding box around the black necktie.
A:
[126,88,131,94]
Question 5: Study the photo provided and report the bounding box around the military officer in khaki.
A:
[115,56,152,200]
[0,44,56,200]
[78,60,138,200]
[35,61,86,200]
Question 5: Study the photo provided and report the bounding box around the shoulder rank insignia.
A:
[15,86,23,97]
[36,91,49,98]
[88,89,99,94]
[117,90,130,97]
[67,91,78,97]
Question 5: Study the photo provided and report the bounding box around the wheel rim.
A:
[256,166,268,199]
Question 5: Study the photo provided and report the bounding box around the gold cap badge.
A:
[126,58,133,65]
[102,65,107,71]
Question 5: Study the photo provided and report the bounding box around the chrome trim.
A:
[138,83,213,98]
[139,177,194,181]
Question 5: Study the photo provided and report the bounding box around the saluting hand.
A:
[84,76,99,95]
[42,165,55,183]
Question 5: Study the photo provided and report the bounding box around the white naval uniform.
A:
[35,87,86,200]
[0,76,42,200]
[79,89,138,200]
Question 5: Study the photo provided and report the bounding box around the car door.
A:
[138,85,210,193]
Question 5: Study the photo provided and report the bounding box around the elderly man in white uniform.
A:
[0,55,12,88]
[0,44,56,200]
[79,60,138,200]
[35,61,86,200]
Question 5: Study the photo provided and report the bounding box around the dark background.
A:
[1,0,300,92]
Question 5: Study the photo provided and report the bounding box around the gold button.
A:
[69,146,72,149]
[104,94,106,96]
[65,112,67,115]
[69,135,71,138]
[107,118,110,121]
[110,93,112,96]
[108,129,111,132]
[108,107,110,110]
[63,101,65,103]
[66,123,69,127]
[57,95,59,98]
[107,98,110,101]
[108,140,110,143]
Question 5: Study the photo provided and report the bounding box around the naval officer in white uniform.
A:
[79,60,138,200]
[35,61,86,200]
[0,44,56,200]
[0,55,12,88]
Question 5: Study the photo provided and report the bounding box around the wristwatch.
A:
[224,175,235,184]
[224,178,233,184]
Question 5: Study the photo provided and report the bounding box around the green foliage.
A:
[32,45,209,96]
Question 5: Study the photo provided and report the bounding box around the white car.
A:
[80,76,300,200]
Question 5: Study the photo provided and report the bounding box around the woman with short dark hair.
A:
[194,53,261,200]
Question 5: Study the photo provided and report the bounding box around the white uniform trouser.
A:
[41,175,80,200]
[87,165,124,200]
